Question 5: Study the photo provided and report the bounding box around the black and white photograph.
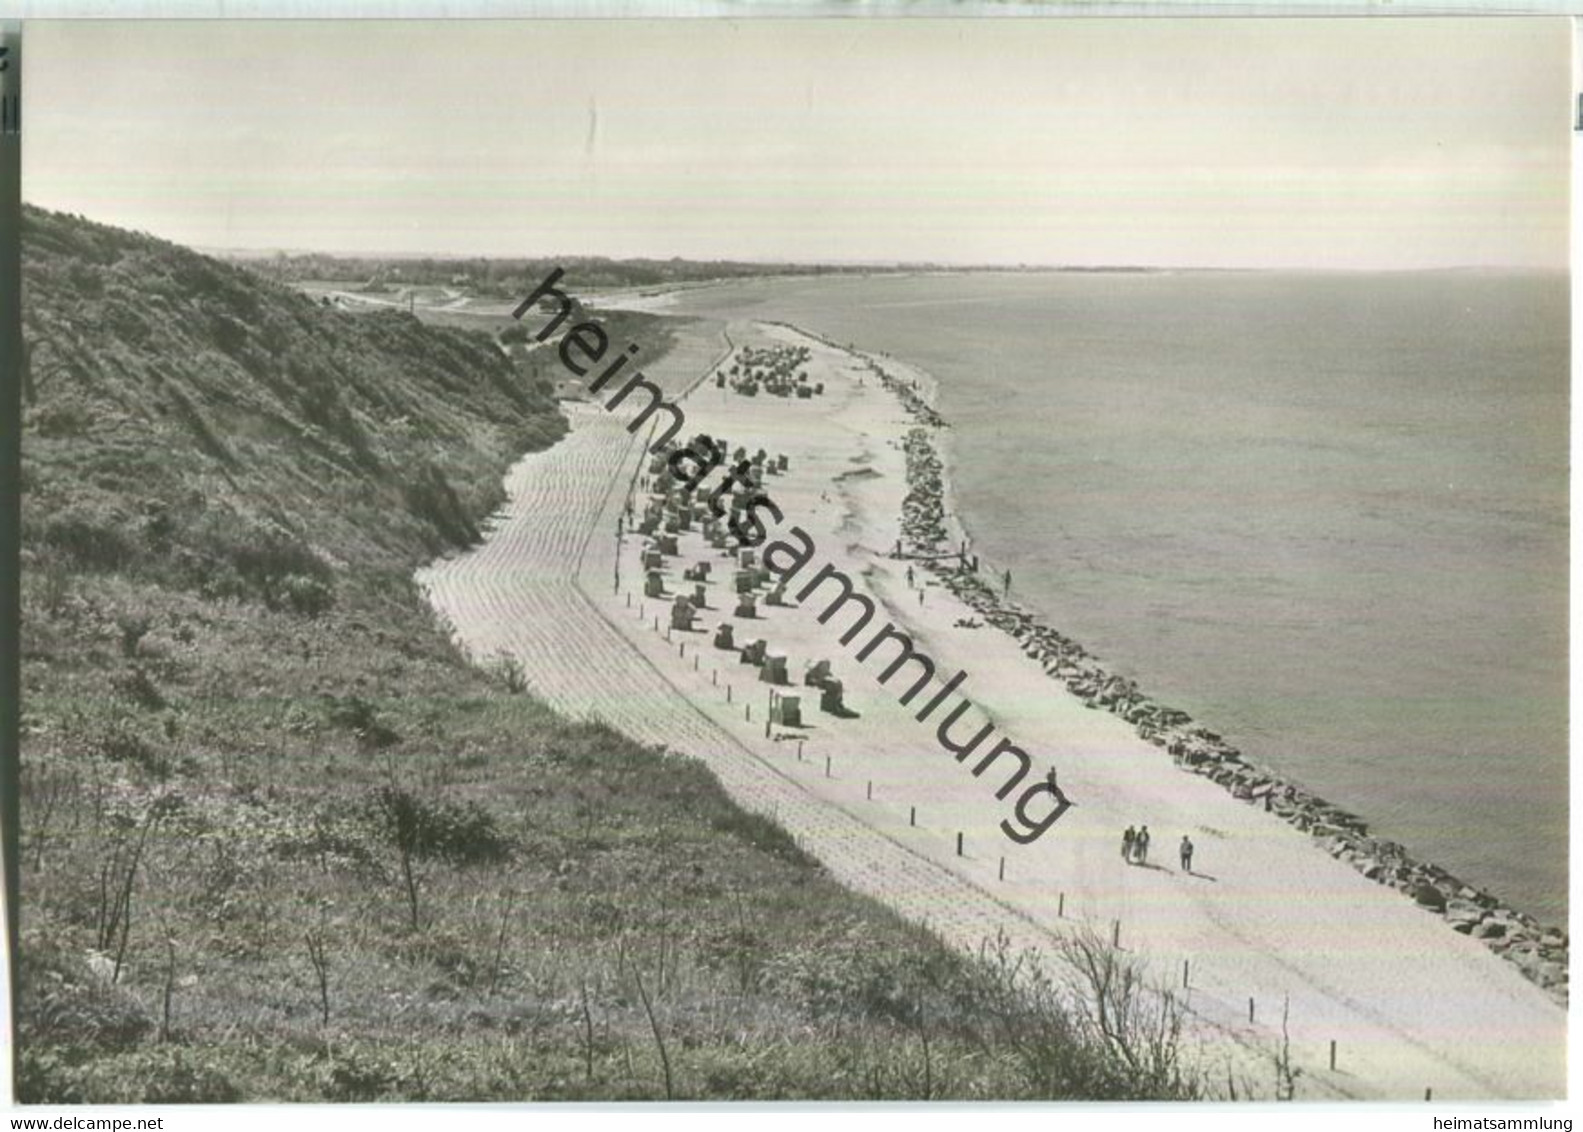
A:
[4,11,1572,1113]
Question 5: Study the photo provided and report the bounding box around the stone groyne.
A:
[858,354,1569,1007]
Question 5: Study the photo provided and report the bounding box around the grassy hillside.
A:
[15,207,1200,1103]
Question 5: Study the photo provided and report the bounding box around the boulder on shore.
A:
[1412,882,1448,913]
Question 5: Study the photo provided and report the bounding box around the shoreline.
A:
[423,307,1565,1097]
[828,338,1568,1006]
[760,312,1565,999]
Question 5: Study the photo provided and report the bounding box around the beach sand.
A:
[419,314,1566,1101]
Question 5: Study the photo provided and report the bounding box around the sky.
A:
[21,17,1572,268]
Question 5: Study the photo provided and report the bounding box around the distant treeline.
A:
[236,252,926,296]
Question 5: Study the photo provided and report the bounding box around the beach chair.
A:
[760,653,789,685]
[771,694,802,728]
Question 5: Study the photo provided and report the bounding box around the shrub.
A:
[16,935,154,1054]
[17,1048,90,1105]
[707,807,809,865]
[230,525,330,590]
[365,787,513,865]
[403,463,479,548]
[165,384,235,468]
[491,651,529,694]
[29,399,95,438]
[21,1047,245,1105]
[116,614,152,657]
[98,726,172,780]
[34,552,73,617]
[140,1050,246,1103]
[111,666,166,712]
[273,573,336,618]
[42,507,135,572]
[323,695,399,749]
[320,1046,400,1102]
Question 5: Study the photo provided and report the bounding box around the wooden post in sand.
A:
[745,704,751,722]
[956,832,964,857]
[998,857,1005,881]
[797,740,803,761]
[1058,893,1065,918]
[1248,997,1255,1023]
[764,720,770,738]
[1329,1041,1337,1072]
[909,806,916,827]
[1111,920,1121,949]
[1182,959,1189,989]
[866,780,873,800]
[1425,1088,1432,1102]
[727,684,732,703]
[825,755,832,778]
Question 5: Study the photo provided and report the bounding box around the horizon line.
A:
[21,200,1565,275]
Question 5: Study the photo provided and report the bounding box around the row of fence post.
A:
[628,580,1419,1100]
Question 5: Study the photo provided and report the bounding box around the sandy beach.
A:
[419,313,1566,1101]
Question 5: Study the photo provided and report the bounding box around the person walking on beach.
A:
[1003,569,1012,597]
[907,564,915,587]
[1122,826,1136,862]
[1135,825,1151,866]
[1180,835,1194,874]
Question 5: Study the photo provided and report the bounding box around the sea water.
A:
[664,271,1569,923]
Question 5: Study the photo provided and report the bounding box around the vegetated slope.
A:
[15,207,1199,1104]
[21,204,573,583]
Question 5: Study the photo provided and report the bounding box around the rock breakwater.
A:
[860,354,1569,1006]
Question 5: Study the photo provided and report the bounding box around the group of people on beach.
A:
[1122,825,1194,874]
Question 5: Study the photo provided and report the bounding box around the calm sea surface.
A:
[663,272,1569,922]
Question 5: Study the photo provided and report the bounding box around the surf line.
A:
[513,269,1075,845]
